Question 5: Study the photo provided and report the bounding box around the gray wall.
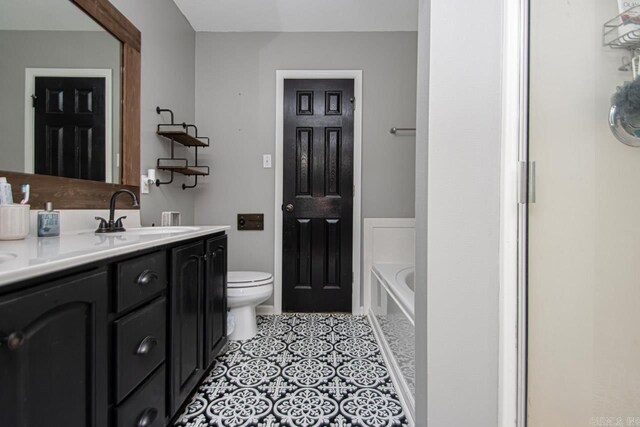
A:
[109,0,197,225]
[0,30,121,181]
[419,0,502,424]
[193,32,417,306]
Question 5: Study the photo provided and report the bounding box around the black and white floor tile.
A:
[174,314,409,427]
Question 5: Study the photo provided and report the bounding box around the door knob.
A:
[285,204,294,212]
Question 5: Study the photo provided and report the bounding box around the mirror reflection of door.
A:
[33,76,106,181]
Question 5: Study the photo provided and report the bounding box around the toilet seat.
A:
[228,271,273,288]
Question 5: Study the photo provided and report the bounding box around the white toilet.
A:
[227,271,273,341]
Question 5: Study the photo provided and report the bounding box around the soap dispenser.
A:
[38,202,60,237]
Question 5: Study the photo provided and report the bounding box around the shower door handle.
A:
[518,161,536,204]
[529,161,536,203]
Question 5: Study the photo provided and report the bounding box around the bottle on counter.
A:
[38,202,60,237]
[0,177,13,205]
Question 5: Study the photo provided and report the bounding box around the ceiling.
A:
[172,0,419,32]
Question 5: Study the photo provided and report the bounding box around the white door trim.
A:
[24,68,114,183]
[499,0,528,425]
[273,70,363,315]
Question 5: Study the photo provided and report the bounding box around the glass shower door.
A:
[528,0,640,425]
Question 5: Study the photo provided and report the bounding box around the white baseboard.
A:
[256,305,275,315]
[257,306,364,316]
[367,310,415,426]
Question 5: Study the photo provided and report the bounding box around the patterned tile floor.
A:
[174,314,409,427]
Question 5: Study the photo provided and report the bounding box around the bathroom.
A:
[0,0,420,425]
[2,0,638,426]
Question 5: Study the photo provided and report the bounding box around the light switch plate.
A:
[263,154,272,168]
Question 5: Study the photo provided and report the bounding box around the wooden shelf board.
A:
[157,131,208,147]
[157,166,209,176]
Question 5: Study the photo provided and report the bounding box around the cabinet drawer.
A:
[116,251,167,313]
[115,365,165,427]
[115,297,166,403]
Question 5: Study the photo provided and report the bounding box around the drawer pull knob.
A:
[136,408,158,427]
[136,270,159,286]
[1,331,25,350]
[135,336,158,356]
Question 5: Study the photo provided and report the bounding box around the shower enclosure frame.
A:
[500,0,530,425]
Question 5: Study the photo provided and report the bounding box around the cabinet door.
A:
[204,235,228,367]
[0,270,108,427]
[169,241,204,416]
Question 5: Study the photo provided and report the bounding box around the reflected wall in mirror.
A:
[0,0,122,183]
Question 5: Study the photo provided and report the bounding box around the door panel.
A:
[170,241,204,416]
[295,218,312,288]
[34,76,106,181]
[283,79,354,312]
[204,235,227,367]
[0,270,108,427]
[325,128,341,195]
[325,219,341,288]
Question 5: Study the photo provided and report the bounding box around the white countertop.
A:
[0,225,230,287]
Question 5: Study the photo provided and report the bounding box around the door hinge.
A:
[31,94,37,108]
[350,97,356,110]
[517,161,536,204]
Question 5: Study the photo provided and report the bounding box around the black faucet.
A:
[95,189,139,233]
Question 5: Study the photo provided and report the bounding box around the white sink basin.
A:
[0,252,17,263]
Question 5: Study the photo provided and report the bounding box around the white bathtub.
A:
[369,263,415,423]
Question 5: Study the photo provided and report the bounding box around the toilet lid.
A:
[228,271,273,288]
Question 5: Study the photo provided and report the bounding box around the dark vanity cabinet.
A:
[0,231,228,427]
[0,270,109,427]
[168,234,228,416]
[204,235,227,367]
[169,241,205,415]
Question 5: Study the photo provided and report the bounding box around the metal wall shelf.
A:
[604,6,640,50]
[155,107,210,190]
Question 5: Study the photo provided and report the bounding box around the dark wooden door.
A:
[283,79,354,312]
[0,270,108,427]
[34,76,106,181]
[204,235,227,367]
[169,241,204,416]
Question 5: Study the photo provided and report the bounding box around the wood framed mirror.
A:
[0,0,140,209]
